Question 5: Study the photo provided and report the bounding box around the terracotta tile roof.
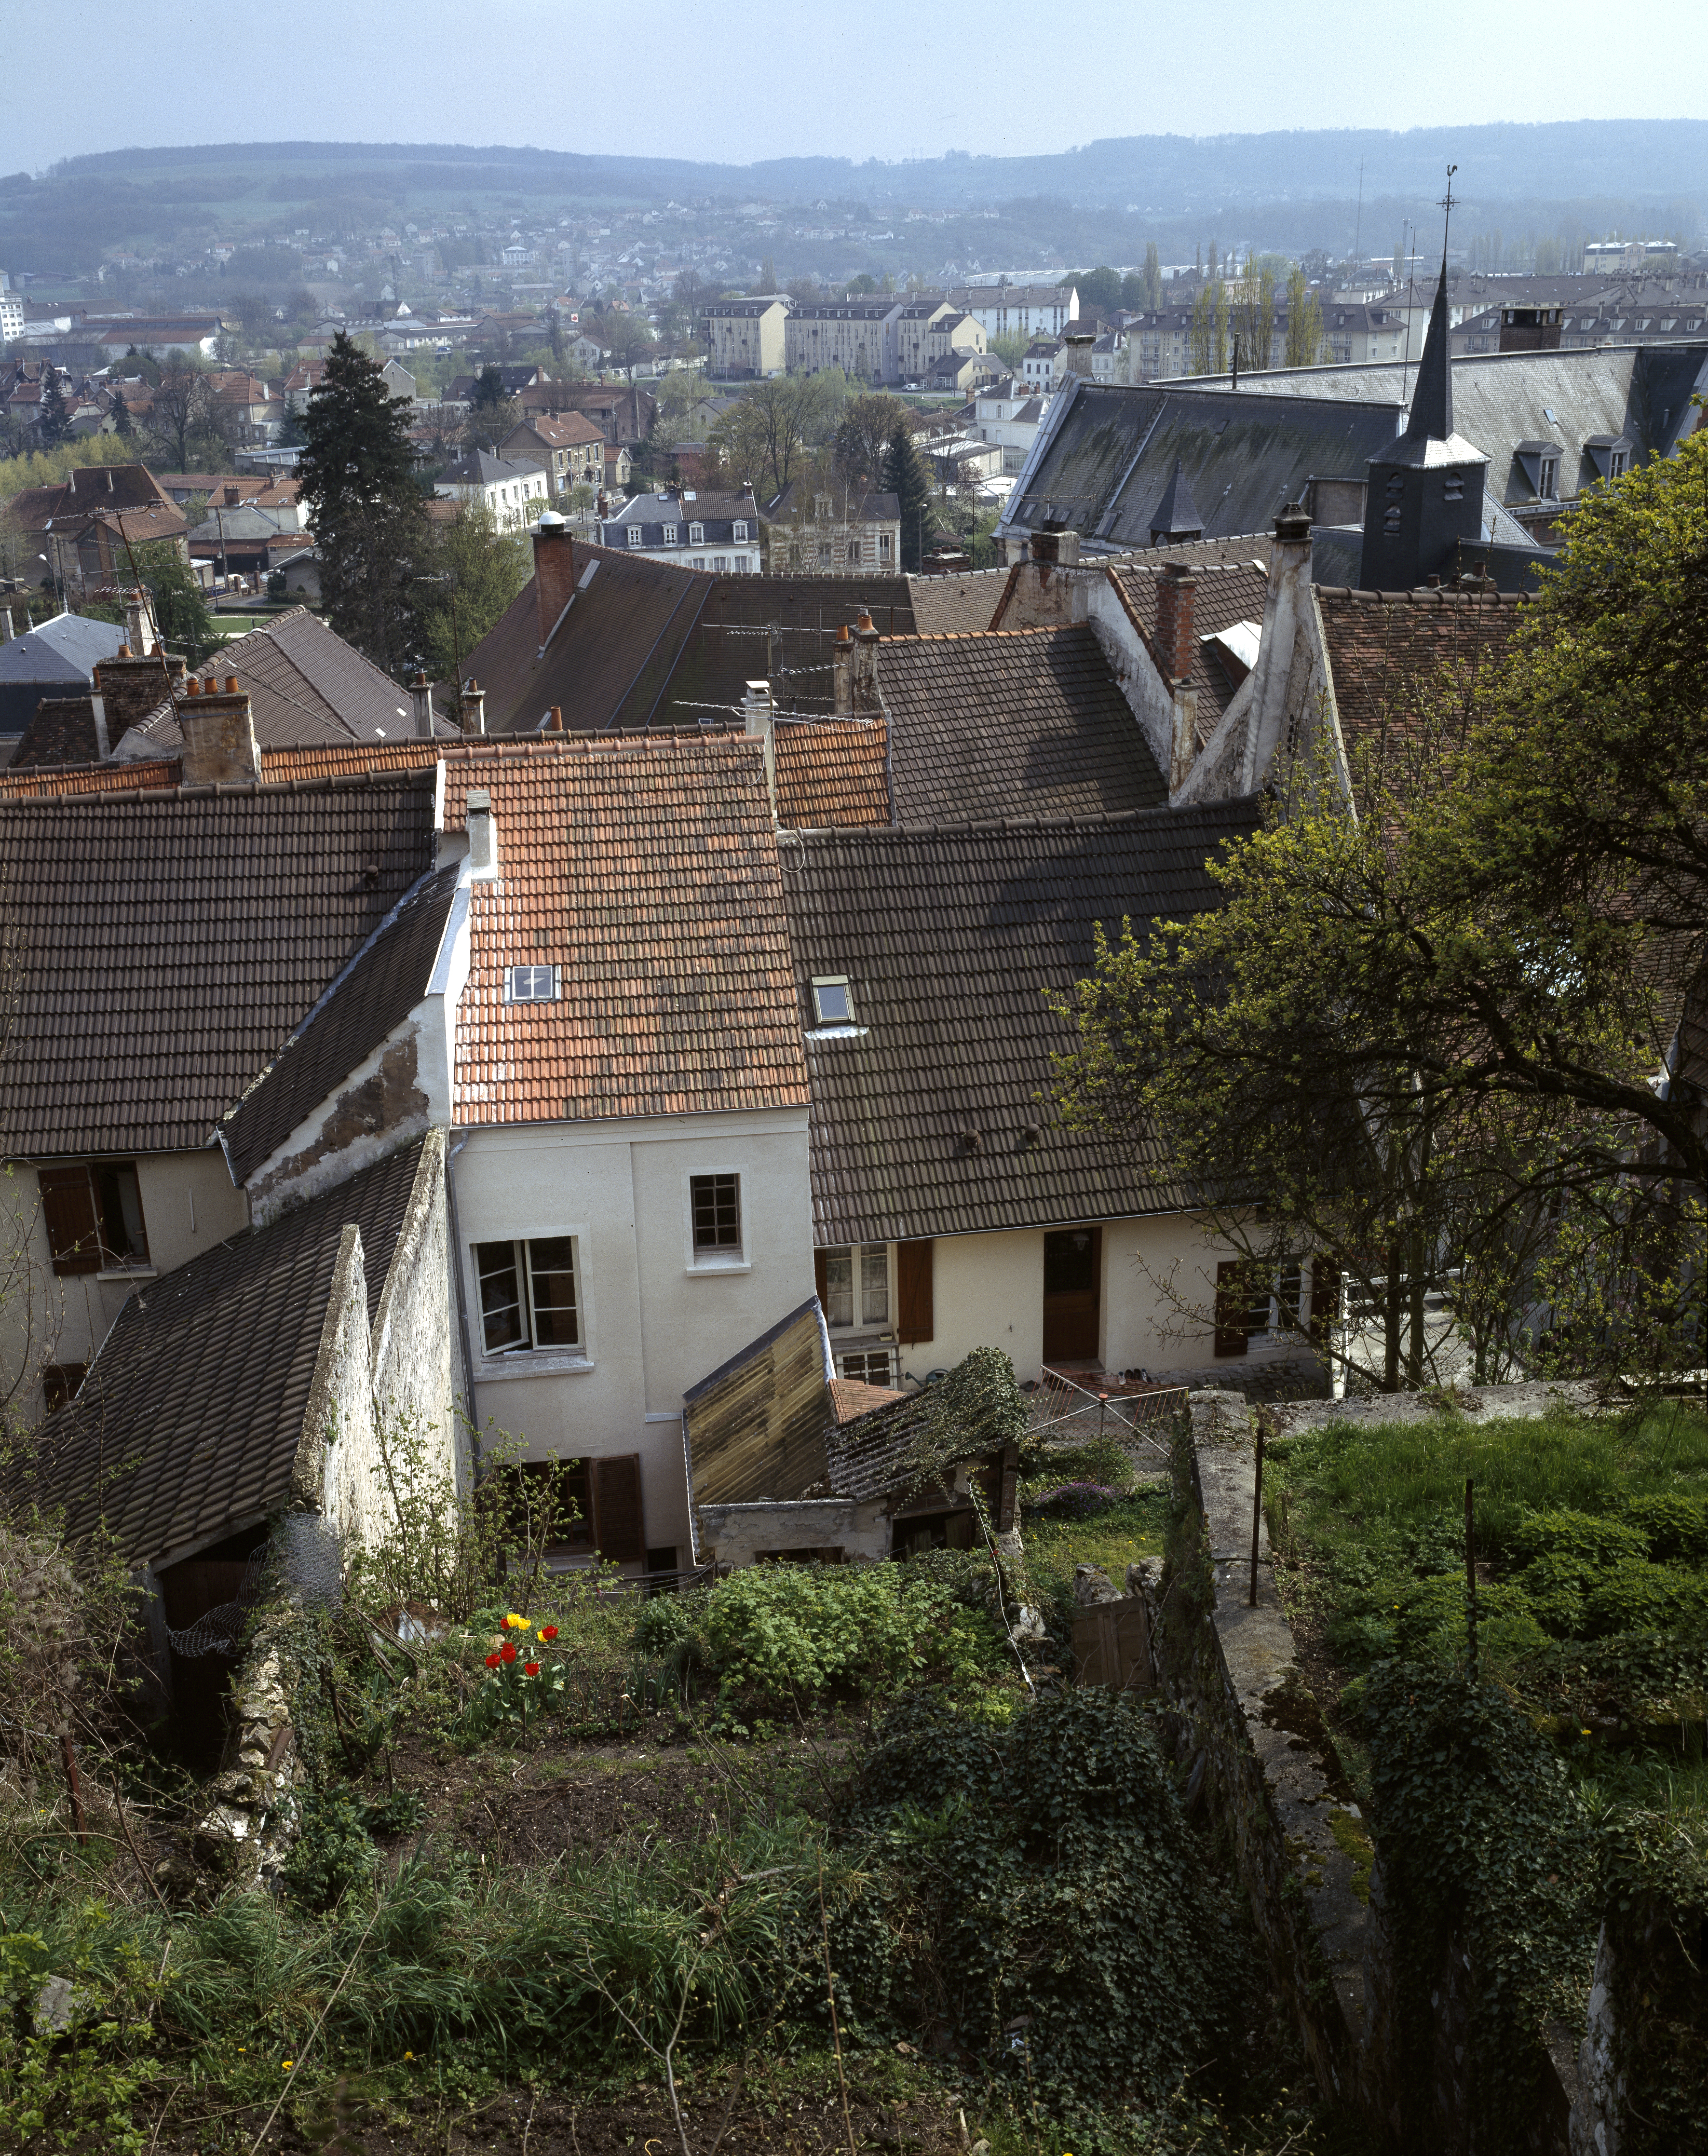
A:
[830,1375,904,1421]
[780,798,1266,1244]
[452,735,810,1124]
[775,717,890,829]
[880,627,1166,823]
[223,865,460,1184]
[1105,560,1272,742]
[0,771,440,1157]
[1316,586,1524,763]
[0,757,182,799]
[21,1137,431,1567]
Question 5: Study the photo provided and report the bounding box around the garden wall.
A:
[1156,1382,1607,2152]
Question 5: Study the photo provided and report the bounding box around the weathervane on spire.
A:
[1439,165,1458,257]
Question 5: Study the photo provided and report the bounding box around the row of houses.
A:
[701,287,1074,384]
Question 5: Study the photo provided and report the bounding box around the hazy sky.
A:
[10,0,1706,176]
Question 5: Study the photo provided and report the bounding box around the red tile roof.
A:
[1316,586,1524,763]
[451,735,809,1124]
[775,716,891,829]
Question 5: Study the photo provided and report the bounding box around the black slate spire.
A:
[1149,456,1203,545]
[1406,260,1453,441]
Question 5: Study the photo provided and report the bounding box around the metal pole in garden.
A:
[1465,1476,1479,1681]
[1249,1417,1265,1608]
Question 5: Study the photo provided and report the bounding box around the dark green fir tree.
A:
[882,425,933,573]
[297,332,429,674]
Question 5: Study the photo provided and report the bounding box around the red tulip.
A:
[484,1651,501,1669]
[539,1625,559,1642]
[524,1662,540,1677]
[500,1643,518,1664]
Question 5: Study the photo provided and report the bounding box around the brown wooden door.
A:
[1042,1225,1101,1362]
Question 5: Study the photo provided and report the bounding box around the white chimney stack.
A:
[467,788,498,877]
[409,670,436,738]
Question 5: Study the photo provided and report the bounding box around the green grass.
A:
[1024,1490,1170,1592]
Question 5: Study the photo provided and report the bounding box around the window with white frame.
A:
[821,1243,889,1331]
[733,520,748,540]
[688,521,704,544]
[476,1236,580,1355]
[689,1172,741,1258]
[811,975,854,1026]
[624,524,640,545]
[505,964,560,1002]
[662,524,677,544]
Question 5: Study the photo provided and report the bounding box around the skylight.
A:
[812,977,854,1026]
[506,965,559,1004]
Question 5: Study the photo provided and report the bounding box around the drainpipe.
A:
[445,1134,481,1476]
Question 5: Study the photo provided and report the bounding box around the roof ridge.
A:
[1316,585,1524,607]
[783,793,1261,844]
[0,766,435,811]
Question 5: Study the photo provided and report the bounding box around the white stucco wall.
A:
[0,1147,250,1416]
[451,1105,815,1563]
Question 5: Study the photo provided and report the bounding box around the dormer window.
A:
[624,524,640,546]
[688,521,704,545]
[662,524,677,544]
[733,520,748,541]
[1538,457,1558,499]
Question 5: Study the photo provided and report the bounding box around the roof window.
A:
[505,964,560,1003]
[811,976,855,1026]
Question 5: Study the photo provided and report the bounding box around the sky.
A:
[9,0,1706,176]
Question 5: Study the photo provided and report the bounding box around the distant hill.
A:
[40,119,1708,212]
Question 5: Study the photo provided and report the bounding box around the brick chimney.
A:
[409,670,435,738]
[179,675,260,786]
[0,604,12,646]
[533,509,576,647]
[850,611,881,713]
[1154,564,1197,684]
[460,677,486,735]
[96,649,185,745]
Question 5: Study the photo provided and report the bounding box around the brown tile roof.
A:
[1105,560,1272,742]
[223,865,460,1184]
[452,735,809,1124]
[1316,586,1524,764]
[780,798,1266,1244]
[0,757,183,799]
[0,771,439,1157]
[121,609,458,754]
[11,696,101,768]
[880,627,1167,823]
[22,1136,431,1567]
[906,569,1008,635]
[775,716,890,828]
[513,412,605,448]
[830,1375,904,1421]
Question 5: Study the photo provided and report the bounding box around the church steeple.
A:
[1358,255,1488,590]
[1406,261,1453,443]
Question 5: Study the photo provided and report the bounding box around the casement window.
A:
[38,1162,151,1275]
[623,525,640,546]
[816,1242,890,1331]
[733,520,748,541]
[689,1172,741,1259]
[662,524,677,544]
[475,1236,580,1355]
[811,976,853,1026]
[688,521,704,545]
[836,1346,894,1387]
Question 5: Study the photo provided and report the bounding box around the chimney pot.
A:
[186,677,201,697]
[118,643,131,659]
[546,704,564,733]
[224,676,239,695]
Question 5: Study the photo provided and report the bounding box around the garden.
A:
[0,1426,1339,2156]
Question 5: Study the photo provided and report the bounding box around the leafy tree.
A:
[37,373,71,450]
[709,376,837,501]
[833,393,912,492]
[1230,252,1276,370]
[1284,264,1325,367]
[297,329,429,675]
[882,425,933,572]
[96,537,218,669]
[466,365,517,451]
[602,314,657,383]
[417,504,530,684]
[755,255,778,295]
[145,356,229,472]
[1187,283,1218,374]
[1073,265,1122,315]
[1144,241,1162,310]
[230,290,272,345]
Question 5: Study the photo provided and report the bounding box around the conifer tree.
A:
[298,331,429,674]
[882,425,933,572]
[38,372,71,449]
[111,386,131,436]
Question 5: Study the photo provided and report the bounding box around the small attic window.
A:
[505,965,560,1004]
[812,977,854,1026]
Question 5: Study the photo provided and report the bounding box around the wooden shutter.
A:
[896,1239,933,1345]
[814,1247,829,1317]
[38,1166,101,1276]
[591,1454,646,1565]
[1213,1260,1250,1358]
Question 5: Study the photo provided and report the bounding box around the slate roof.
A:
[452,736,810,1125]
[780,798,1266,1244]
[0,612,128,733]
[1317,586,1524,764]
[223,865,459,1183]
[0,771,439,1158]
[23,1137,430,1567]
[880,627,1167,821]
[119,608,457,754]
[1104,560,1273,740]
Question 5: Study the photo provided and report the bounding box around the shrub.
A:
[1625,1493,1708,1565]
[1516,1549,1597,1637]
[631,1590,702,1656]
[1509,1509,1647,1569]
[1391,1574,1548,1662]
[1583,1562,1708,1639]
[701,1563,999,1708]
[280,1788,379,1911]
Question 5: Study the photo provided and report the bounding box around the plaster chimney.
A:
[533,509,576,647]
[409,670,436,738]
[831,621,854,717]
[123,587,154,656]
[742,679,776,818]
[467,789,498,876]
[460,677,486,735]
[1001,525,1084,628]
[0,605,13,646]
[850,611,881,713]
[179,675,260,786]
